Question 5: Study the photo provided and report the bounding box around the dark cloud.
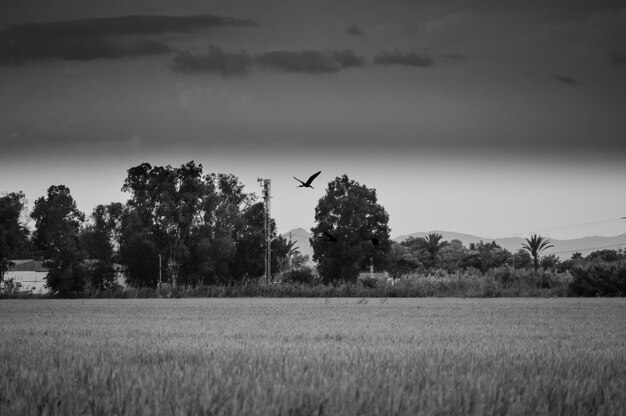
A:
[373,50,433,67]
[0,14,255,63]
[2,15,256,39]
[609,50,626,66]
[553,74,579,86]
[170,46,253,76]
[255,49,365,74]
[0,37,171,63]
[347,24,363,36]
[330,50,366,69]
[169,48,365,76]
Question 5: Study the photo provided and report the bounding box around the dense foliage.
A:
[119,162,278,286]
[1,162,625,297]
[311,174,391,284]
[568,262,626,296]
[31,185,86,295]
[0,192,30,279]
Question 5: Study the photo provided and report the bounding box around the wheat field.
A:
[1,298,624,415]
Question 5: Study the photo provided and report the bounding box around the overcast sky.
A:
[1,0,625,241]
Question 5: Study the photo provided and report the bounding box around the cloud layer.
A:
[0,14,255,63]
[373,51,434,67]
[3,14,255,39]
[170,47,447,76]
[170,47,369,75]
[170,46,253,76]
[256,49,365,73]
[0,37,172,62]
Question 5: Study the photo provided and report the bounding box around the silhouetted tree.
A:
[271,235,299,275]
[0,191,30,280]
[311,175,390,284]
[231,202,268,282]
[81,202,123,290]
[522,234,554,274]
[31,185,85,295]
[540,254,560,271]
[387,242,420,277]
[120,162,264,286]
[513,249,533,270]
[119,208,159,287]
[586,249,619,263]
[439,239,467,272]
[420,233,448,268]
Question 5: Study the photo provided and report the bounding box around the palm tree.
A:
[521,234,554,274]
[420,233,448,268]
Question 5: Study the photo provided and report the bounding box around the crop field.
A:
[1,298,625,416]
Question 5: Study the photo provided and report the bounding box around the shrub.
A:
[569,262,626,297]
[286,267,316,285]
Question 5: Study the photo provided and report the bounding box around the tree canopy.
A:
[119,162,273,286]
[31,185,85,294]
[311,174,390,284]
[0,192,30,279]
[522,234,554,273]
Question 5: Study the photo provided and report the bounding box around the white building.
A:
[1,259,49,294]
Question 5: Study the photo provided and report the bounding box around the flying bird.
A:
[294,171,321,188]
[323,231,338,242]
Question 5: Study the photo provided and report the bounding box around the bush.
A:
[285,267,316,285]
[359,276,378,289]
[569,262,626,297]
[1,266,577,298]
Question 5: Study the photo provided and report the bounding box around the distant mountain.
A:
[281,228,313,259]
[394,231,486,246]
[393,230,626,259]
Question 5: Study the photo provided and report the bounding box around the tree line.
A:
[0,162,304,294]
[386,233,625,280]
[1,161,624,296]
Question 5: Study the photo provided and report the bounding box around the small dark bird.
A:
[371,237,380,246]
[294,171,321,188]
[323,231,338,242]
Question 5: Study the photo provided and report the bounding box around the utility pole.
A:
[258,178,272,284]
[289,231,293,275]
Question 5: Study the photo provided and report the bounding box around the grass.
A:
[1,298,625,415]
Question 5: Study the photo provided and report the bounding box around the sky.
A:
[1,0,625,241]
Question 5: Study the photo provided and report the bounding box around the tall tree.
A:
[512,249,533,270]
[439,239,467,272]
[81,202,124,290]
[119,208,159,287]
[521,234,554,274]
[462,241,511,273]
[120,162,261,286]
[190,172,258,284]
[386,242,420,278]
[0,191,30,280]
[31,185,85,294]
[231,201,268,282]
[122,162,207,285]
[420,233,448,268]
[271,235,299,276]
[311,175,390,284]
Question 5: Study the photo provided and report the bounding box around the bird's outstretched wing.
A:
[293,176,306,187]
[304,171,322,186]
